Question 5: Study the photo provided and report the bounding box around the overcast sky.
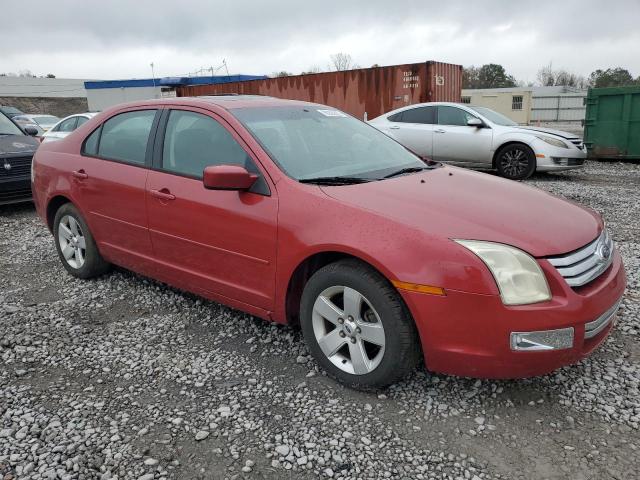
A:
[2,0,639,83]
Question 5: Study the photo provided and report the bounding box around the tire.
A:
[53,203,110,279]
[495,143,536,180]
[300,259,421,390]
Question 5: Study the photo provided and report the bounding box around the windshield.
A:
[467,106,518,126]
[31,115,60,126]
[232,106,426,180]
[0,113,24,136]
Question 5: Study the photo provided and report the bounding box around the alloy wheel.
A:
[500,148,529,178]
[57,215,86,269]
[311,285,386,375]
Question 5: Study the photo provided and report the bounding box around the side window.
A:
[162,110,254,178]
[387,112,403,122]
[97,110,156,165]
[76,116,90,128]
[437,106,475,126]
[82,127,101,156]
[400,107,436,124]
[57,117,78,132]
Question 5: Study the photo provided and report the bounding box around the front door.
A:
[145,108,278,311]
[432,106,493,165]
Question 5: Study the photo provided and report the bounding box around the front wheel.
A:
[300,260,421,390]
[496,143,536,180]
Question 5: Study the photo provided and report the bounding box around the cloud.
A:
[1,0,639,81]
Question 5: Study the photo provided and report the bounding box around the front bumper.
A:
[534,142,587,172]
[0,175,32,205]
[400,250,626,378]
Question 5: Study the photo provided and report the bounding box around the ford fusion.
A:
[31,96,626,389]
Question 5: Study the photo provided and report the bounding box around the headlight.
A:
[535,135,569,149]
[455,240,551,305]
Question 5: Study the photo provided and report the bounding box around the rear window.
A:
[400,106,436,124]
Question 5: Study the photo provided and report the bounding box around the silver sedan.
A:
[369,102,586,180]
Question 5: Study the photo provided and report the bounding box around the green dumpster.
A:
[584,85,640,160]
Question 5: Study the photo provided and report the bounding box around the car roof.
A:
[113,95,325,111]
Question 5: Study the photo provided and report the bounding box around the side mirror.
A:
[467,118,484,128]
[24,126,39,136]
[203,165,258,191]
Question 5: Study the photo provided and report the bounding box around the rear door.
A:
[74,108,159,266]
[383,106,436,158]
[145,107,278,311]
[432,106,493,165]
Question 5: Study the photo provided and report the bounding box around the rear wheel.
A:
[300,259,421,390]
[496,143,536,180]
[53,203,110,279]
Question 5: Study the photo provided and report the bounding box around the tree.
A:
[588,68,636,88]
[330,53,355,71]
[46,73,56,78]
[272,71,293,78]
[463,64,517,89]
[537,63,587,88]
[301,66,322,75]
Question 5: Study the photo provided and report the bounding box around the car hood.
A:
[512,125,580,140]
[0,134,39,156]
[320,166,601,257]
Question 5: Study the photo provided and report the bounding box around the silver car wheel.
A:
[312,285,386,375]
[58,215,86,269]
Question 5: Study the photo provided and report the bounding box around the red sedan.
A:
[31,96,626,389]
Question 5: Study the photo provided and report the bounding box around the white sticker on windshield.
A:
[317,109,347,117]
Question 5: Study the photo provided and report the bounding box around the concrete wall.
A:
[0,77,88,98]
[87,86,161,112]
[462,90,532,124]
[0,96,89,117]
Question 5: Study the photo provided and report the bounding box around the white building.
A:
[0,77,89,98]
[461,86,587,128]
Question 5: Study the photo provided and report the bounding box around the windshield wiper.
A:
[382,166,429,179]
[299,176,373,185]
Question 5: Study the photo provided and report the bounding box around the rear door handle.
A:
[72,170,88,180]
[150,189,176,201]
[434,129,446,134]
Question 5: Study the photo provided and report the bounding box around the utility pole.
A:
[150,62,156,87]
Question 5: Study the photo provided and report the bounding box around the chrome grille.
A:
[547,230,614,287]
[585,298,622,339]
[0,155,32,178]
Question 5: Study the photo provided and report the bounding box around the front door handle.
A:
[389,125,400,130]
[72,170,88,180]
[434,129,446,134]
[150,189,176,201]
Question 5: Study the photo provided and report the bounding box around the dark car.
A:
[0,111,40,204]
[0,105,25,119]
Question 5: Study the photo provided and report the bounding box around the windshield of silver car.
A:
[467,106,518,126]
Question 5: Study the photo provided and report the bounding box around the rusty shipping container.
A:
[176,61,462,120]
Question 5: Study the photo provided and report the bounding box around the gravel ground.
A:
[1,160,639,480]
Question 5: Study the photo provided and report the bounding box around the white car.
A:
[369,102,586,180]
[13,114,60,134]
[41,113,98,143]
